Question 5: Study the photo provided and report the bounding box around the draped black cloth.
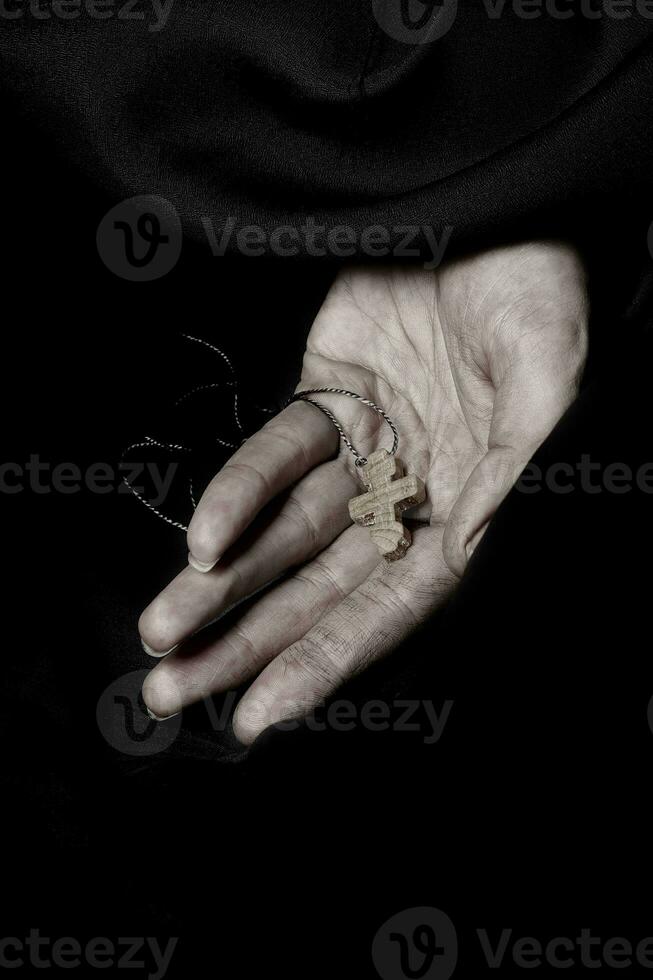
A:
[2,6,653,977]
[3,1,653,250]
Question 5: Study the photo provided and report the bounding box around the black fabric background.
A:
[2,5,653,977]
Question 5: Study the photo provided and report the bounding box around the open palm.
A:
[140,243,587,742]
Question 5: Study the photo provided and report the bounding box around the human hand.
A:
[139,242,588,742]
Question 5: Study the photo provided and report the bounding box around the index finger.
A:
[187,400,338,571]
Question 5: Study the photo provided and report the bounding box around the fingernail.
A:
[146,706,181,722]
[188,552,219,573]
[141,639,179,659]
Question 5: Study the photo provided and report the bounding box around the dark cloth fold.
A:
[3,3,653,250]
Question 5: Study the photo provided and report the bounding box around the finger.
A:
[443,314,587,577]
[187,400,338,571]
[233,526,455,744]
[139,457,358,655]
[442,446,531,577]
[141,525,380,719]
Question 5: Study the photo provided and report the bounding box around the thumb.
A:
[442,313,587,577]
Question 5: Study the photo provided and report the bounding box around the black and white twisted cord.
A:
[122,345,401,530]
[289,387,399,466]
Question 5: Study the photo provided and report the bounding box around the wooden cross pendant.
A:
[348,449,426,562]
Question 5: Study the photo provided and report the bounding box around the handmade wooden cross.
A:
[348,449,426,561]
